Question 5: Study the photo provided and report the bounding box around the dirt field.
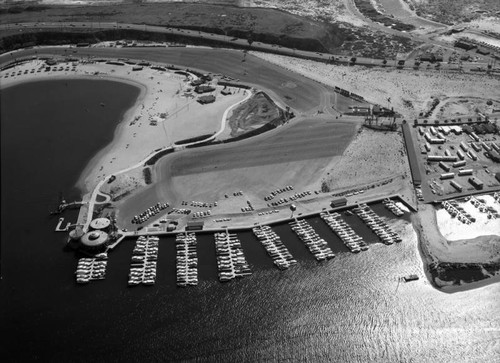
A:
[222,91,283,139]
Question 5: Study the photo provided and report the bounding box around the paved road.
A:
[1,21,496,71]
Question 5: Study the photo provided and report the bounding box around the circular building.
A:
[90,218,111,230]
[69,227,85,241]
[80,230,109,252]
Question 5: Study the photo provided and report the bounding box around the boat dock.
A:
[175,233,198,287]
[252,225,296,270]
[289,219,335,261]
[320,211,368,253]
[127,236,159,286]
[75,253,108,284]
[353,204,402,245]
[214,231,252,282]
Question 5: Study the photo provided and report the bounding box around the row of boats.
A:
[252,225,297,270]
[128,236,159,286]
[441,200,474,224]
[382,198,405,217]
[353,204,402,245]
[289,219,335,261]
[214,232,252,282]
[175,233,198,287]
[75,253,108,284]
[320,211,368,253]
[468,196,499,219]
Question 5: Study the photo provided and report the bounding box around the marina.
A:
[320,211,368,253]
[289,219,335,261]
[175,233,199,287]
[214,231,252,282]
[353,204,402,245]
[252,225,297,270]
[127,235,159,286]
[75,253,108,284]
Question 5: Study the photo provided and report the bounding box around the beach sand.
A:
[251,51,500,120]
[1,57,246,195]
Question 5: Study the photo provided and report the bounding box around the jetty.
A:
[353,204,402,245]
[289,219,335,261]
[127,236,159,286]
[175,233,198,287]
[75,253,108,284]
[214,231,252,282]
[320,211,368,253]
[252,225,296,270]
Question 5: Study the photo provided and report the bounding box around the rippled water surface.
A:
[1,80,499,362]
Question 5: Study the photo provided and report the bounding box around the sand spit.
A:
[251,51,500,120]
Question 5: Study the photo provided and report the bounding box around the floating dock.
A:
[252,225,296,270]
[75,253,108,284]
[127,236,159,286]
[320,211,368,253]
[175,233,198,287]
[353,204,402,245]
[289,219,335,261]
[214,231,252,282]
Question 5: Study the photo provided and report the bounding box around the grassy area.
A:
[405,0,500,25]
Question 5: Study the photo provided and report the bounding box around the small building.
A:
[331,197,348,208]
[458,169,473,176]
[453,160,466,168]
[469,177,484,190]
[90,218,111,230]
[427,155,443,162]
[440,173,455,180]
[468,151,478,161]
[221,88,232,96]
[471,142,482,152]
[489,149,500,162]
[190,79,205,86]
[186,221,204,231]
[439,161,451,172]
[80,231,109,252]
[460,141,469,152]
[457,150,465,160]
[450,180,463,192]
[194,85,216,94]
[197,95,216,104]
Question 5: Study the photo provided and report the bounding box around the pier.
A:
[214,231,252,282]
[320,211,368,253]
[75,253,108,284]
[175,233,198,287]
[289,219,335,261]
[127,236,159,286]
[252,225,296,270]
[353,204,402,245]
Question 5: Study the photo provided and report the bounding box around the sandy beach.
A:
[1,54,246,195]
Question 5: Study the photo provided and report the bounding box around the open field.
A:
[116,116,357,226]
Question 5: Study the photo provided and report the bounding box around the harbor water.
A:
[1,80,499,362]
